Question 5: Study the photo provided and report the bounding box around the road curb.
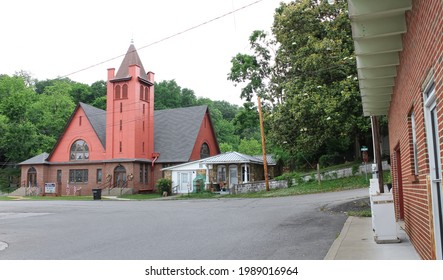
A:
[324,216,353,260]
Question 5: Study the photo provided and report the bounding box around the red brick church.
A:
[19,44,220,195]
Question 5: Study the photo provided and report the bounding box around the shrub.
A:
[156,178,172,195]
[319,153,343,167]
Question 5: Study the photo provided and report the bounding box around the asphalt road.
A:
[0,188,367,260]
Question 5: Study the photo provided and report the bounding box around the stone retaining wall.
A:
[230,180,288,194]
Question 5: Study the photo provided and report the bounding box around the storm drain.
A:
[0,241,8,251]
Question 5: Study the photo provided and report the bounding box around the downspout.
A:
[150,152,160,189]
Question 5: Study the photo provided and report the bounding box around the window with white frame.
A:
[242,164,250,182]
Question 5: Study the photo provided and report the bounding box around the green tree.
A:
[268,0,369,166]
[233,102,261,140]
[238,138,262,156]
[154,80,182,110]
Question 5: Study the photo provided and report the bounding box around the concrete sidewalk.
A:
[325,216,421,260]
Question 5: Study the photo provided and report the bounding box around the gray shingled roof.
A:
[253,154,277,166]
[203,152,263,164]
[79,102,106,148]
[154,105,208,163]
[19,152,49,165]
[114,44,148,80]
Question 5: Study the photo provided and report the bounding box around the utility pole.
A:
[257,96,269,191]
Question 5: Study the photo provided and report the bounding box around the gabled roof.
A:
[154,105,209,163]
[79,102,106,147]
[19,152,49,165]
[114,44,148,80]
[46,103,106,161]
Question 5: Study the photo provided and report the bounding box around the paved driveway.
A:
[0,188,367,259]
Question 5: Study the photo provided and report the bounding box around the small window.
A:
[96,169,102,183]
[57,170,62,183]
[69,169,88,183]
[142,142,145,153]
[119,141,122,153]
[139,163,148,184]
[79,116,82,126]
[120,102,123,113]
[115,85,121,99]
[122,84,128,99]
[70,140,89,161]
[143,104,145,114]
[120,120,122,131]
[217,165,226,182]
[143,121,145,131]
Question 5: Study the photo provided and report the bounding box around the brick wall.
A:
[388,0,443,260]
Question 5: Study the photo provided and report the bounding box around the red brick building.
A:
[19,44,220,195]
[348,0,443,259]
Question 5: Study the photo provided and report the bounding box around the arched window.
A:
[200,143,210,159]
[122,84,128,99]
[115,85,121,99]
[70,140,89,161]
[140,85,144,100]
[145,87,149,101]
[27,167,37,187]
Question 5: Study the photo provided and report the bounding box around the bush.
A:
[319,153,343,167]
[156,178,172,195]
[275,172,304,188]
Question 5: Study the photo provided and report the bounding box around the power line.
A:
[60,0,265,79]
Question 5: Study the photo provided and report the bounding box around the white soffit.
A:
[348,0,412,116]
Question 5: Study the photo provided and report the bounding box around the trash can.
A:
[92,188,102,200]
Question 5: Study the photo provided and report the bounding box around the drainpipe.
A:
[150,152,160,189]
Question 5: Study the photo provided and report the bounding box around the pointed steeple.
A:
[114,44,148,80]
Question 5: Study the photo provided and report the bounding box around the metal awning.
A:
[348,0,412,116]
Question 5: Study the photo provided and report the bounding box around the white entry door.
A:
[179,172,192,193]
[424,83,443,259]
[229,165,238,188]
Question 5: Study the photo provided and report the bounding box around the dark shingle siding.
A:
[154,105,207,163]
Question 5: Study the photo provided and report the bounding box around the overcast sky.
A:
[1,0,287,105]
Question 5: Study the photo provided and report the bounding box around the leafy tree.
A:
[219,142,234,153]
[228,0,370,170]
[180,88,197,107]
[233,102,261,140]
[154,80,182,110]
[213,100,239,121]
[238,138,262,156]
[268,0,369,165]
[228,30,272,102]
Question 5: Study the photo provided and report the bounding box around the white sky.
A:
[0,0,286,105]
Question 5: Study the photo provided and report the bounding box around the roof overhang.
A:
[348,0,412,116]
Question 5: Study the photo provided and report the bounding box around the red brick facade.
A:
[388,0,443,259]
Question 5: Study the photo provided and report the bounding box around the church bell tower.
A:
[105,44,155,160]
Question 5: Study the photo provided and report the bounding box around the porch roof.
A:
[203,152,276,165]
[347,0,412,116]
